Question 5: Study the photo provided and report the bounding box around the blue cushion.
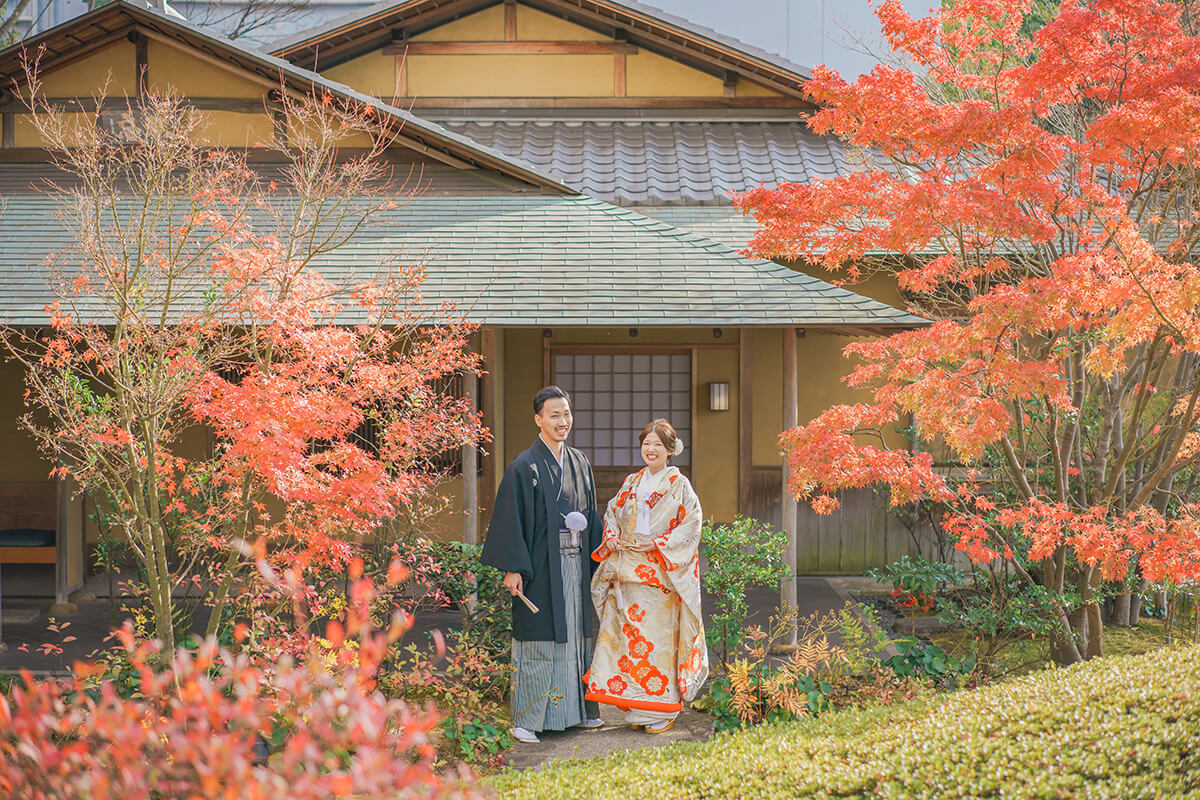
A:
[0,529,56,547]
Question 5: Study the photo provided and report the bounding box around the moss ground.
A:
[488,643,1200,799]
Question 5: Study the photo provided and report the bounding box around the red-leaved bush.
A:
[0,563,478,799]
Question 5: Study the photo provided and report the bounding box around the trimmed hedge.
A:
[489,645,1200,799]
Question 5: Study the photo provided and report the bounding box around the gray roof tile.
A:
[438,120,857,205]
[0,189,923,329]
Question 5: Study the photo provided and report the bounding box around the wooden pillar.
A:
[462,367,480,546]
[479,327,497,532]
[739,328,753,513]
[781,327,798,634]
[55,477,69,607]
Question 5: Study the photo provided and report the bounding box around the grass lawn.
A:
[488,643,1200,799]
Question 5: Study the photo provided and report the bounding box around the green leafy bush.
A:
[883,638,976,688]
[867,555,965,600]
[700,516,790,670]
[696,603,899,732]
[491,644,1200,799]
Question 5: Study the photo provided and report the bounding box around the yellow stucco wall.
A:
[36,42,139,96]
[515,5,609,41]
[693,347,738,521]
[409,54,614,97]
[502,328,544,464]
[736,78,786,97]
[411,4,505,40]
[626,49,725,97]
[324,52,401,99]
[144,41,264,99]
[0,360,49,482]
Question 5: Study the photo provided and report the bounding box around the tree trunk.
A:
[1112,591,1132,626]
[141,524,176,653]
[1131,577,1149,625]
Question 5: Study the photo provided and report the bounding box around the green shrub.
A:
[883,638,976,688]
[490,644,1200,799]
[700,515,790,670]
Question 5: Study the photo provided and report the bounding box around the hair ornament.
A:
[673,439,684,457]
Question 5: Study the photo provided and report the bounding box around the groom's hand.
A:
[504,571,523,596]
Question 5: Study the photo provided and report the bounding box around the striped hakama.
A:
[510,532,599,731]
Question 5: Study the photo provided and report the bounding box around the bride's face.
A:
[641,431,669,470]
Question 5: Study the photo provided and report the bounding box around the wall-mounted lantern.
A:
[708,381,730,412]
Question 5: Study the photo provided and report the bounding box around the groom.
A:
[481,386,604,743]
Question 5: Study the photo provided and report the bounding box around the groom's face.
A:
[535,397,573,443]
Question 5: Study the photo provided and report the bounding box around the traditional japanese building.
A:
[0,0,925,616]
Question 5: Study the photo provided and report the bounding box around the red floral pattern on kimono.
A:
[587,466,708,713]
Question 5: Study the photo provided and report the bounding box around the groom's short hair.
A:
[533,385,570,415]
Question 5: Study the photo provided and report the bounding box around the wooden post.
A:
[462,367,480,546]
[739,328,753,513]
[781,328,798,638]
[55,477,69,608]
[479,328,497,531]
[504,0,517,41]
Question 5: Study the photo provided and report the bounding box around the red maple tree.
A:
[737,0,1200,662]
[5,69,483,653]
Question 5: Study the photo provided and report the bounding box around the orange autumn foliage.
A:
[736,0,1200,662]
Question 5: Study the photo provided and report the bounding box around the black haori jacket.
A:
[481,438,603,642]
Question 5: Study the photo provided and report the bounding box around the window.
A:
[553,351,691,468]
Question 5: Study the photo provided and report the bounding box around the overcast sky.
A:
[647,0,907,79]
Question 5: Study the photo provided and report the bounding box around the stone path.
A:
[501,576,869,771]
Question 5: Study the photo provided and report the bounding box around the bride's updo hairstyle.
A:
[639,419,678,461]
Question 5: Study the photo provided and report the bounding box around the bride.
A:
[586,419,708,733]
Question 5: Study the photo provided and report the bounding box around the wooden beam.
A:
[133,33,148,96]
[504,0,517,41]
[0,96,273,113]
[781,327,798,641]
[406,95,811,109]
[383,40,638,55]
[1,112,13,149]
[479,327,497,531]
[739,327,752,513]
[395,54,408,97]
[723,70,737,99]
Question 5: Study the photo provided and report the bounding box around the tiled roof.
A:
[0,190,923,329]
[630,205,759,249]
[437,120,857,205]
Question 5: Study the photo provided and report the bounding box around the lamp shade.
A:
[708,381,730,412]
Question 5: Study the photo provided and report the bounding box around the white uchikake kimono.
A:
[587,466,709,725]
